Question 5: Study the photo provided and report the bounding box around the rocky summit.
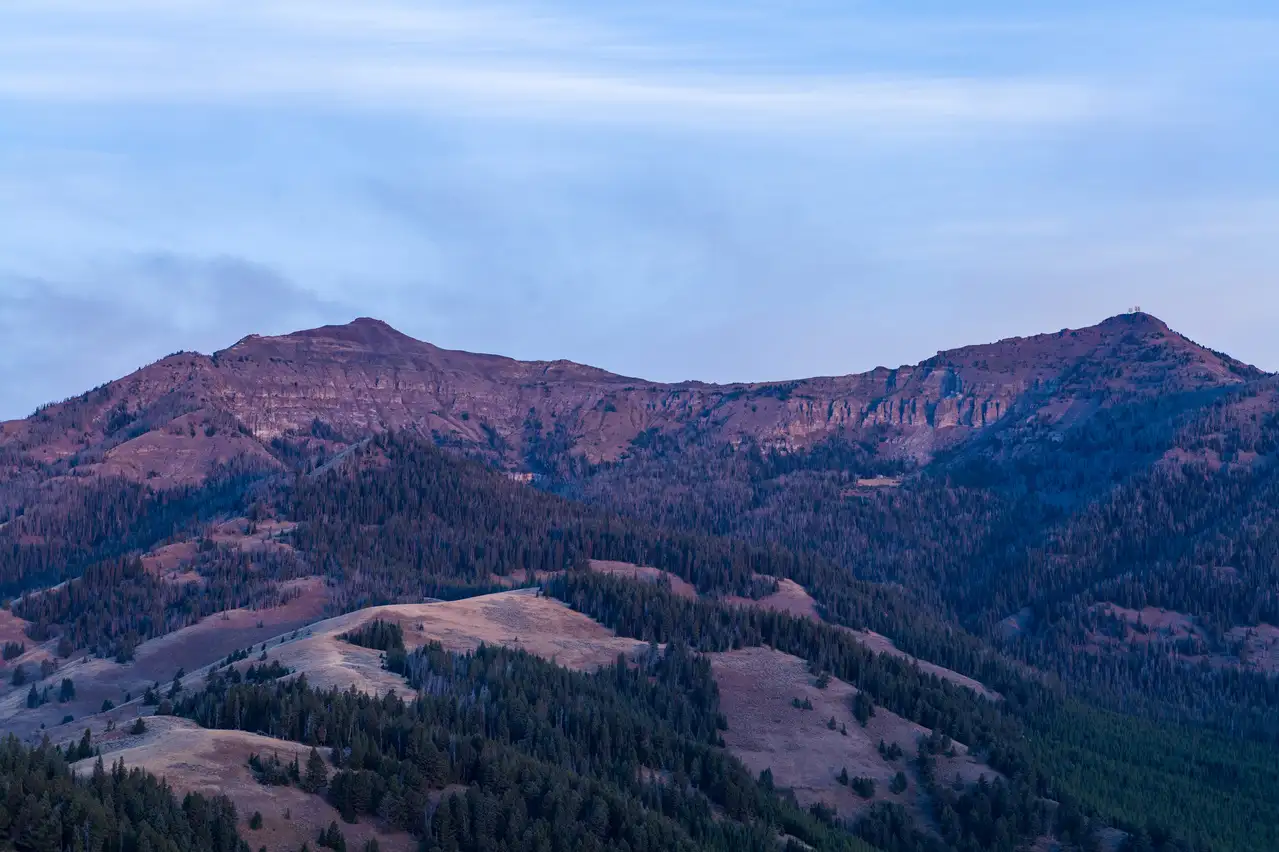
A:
[0,312,1261,491]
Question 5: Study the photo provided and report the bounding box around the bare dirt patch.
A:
[138,518,299,585]
[69,716,414,852]
[842,477,905,497]
[139,540,208,587]
[0,608,32,647]
[855,476,902,488]
[140,540,198,575]
[300,590,648,674]
[210,516,296,542]
[590,560,699,600]
[250,590,648,701]
[710,647,995,826]
[271,634,410,697]
[725,577,820,620]
[206,517,300,560]
[1086,603,1279,674]
[1226,623,1279,674]
[1082,603,1212,662]
[1094,604,1199,639]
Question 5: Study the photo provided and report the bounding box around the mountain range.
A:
[3,310,1279,852]
[7,309,1279,634]
[1,310,1262,486]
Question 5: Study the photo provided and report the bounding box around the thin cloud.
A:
[0,61,1121,129]
[0,0,1125,130]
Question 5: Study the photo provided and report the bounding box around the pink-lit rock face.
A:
[0,311,1259,489]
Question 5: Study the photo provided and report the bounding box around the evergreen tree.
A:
[302,746,329,793]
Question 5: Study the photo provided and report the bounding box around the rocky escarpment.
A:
[0,312,1261,487]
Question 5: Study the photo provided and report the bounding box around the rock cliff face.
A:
[0,312,1262,487]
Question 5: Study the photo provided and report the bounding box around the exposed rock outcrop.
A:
[0,312,1261,487]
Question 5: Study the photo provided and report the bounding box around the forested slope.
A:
[559,380,1279,739]
[0,734,248,852]
[3,312,1279,851]
[171,634,875,852]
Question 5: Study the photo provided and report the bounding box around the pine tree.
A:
[302,747,329,793]
[853,691,875,726]
[319,821,346,851]
[74,728,92,761]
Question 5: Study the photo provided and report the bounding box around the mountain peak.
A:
[218,317,423,357]
[1095,310,1170,332]
[348,316,396,330]
[295,316,420,345]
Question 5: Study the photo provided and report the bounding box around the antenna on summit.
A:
[1128,305,1141,314]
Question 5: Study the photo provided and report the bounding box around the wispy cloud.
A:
[0,0,1126,129]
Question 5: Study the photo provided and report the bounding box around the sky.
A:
[1,1,1277,418]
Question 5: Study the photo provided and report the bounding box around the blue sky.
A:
[1,1,1277,418]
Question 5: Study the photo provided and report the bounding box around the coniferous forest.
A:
[0,734,247,852]
[3,401,1279,852]
[173,637,874,852]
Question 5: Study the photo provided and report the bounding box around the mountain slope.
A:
[3,402,1279,851]
[2,311,1273,646]
[4,313,1279,727]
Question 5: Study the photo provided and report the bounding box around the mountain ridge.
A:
[1,311,1263,492]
